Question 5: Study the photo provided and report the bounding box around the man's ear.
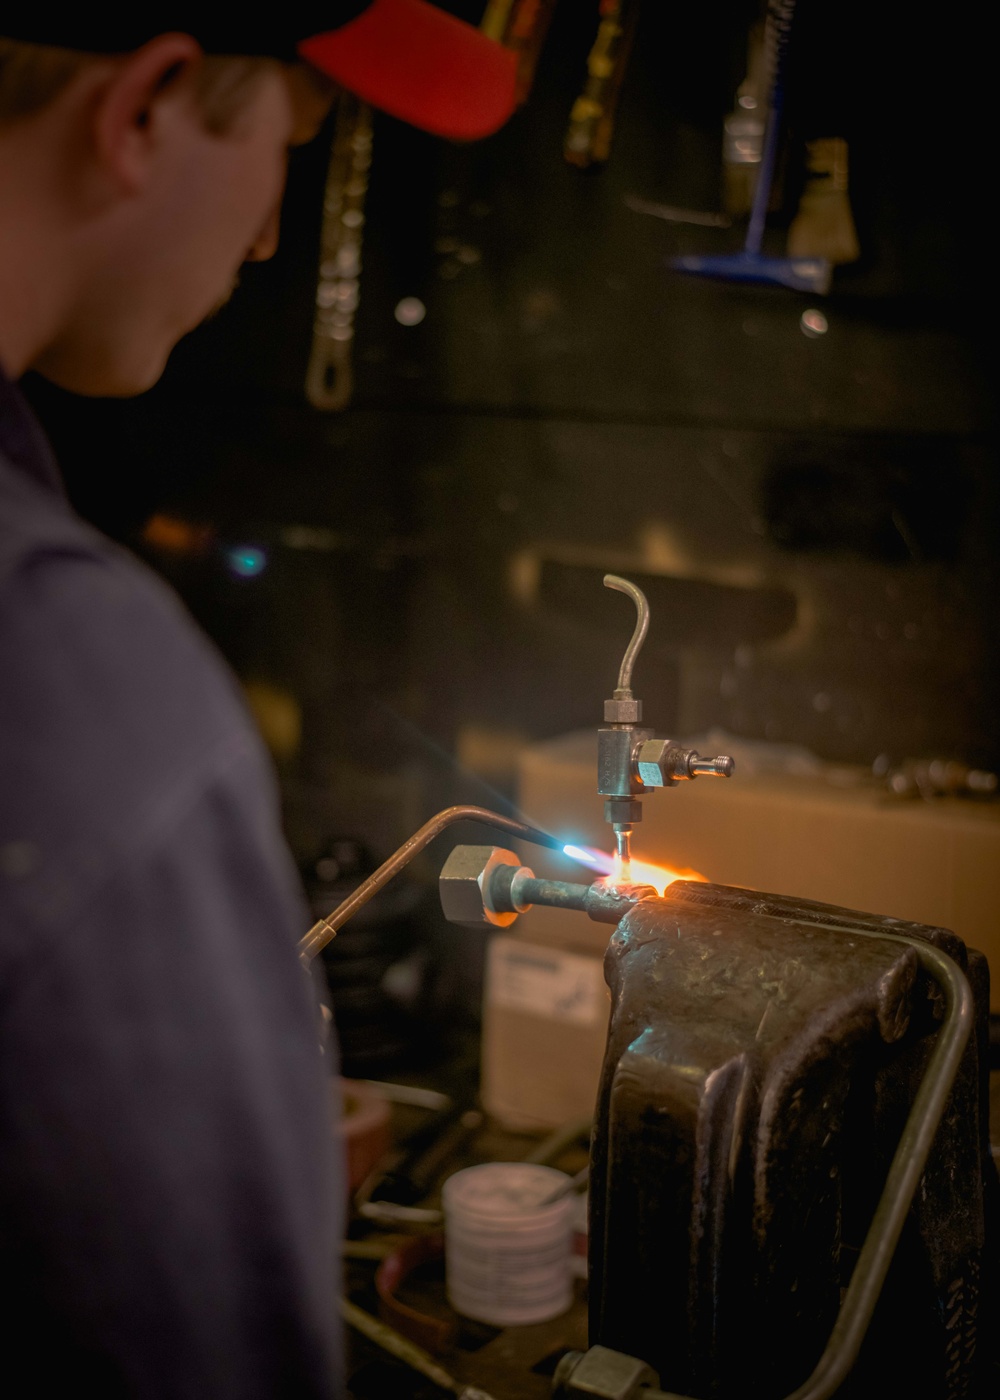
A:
[93,34,204,194]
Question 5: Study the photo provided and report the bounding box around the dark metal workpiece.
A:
[509,874,658,926]
[299,805,564,960]
[667,880,999,1398]
[589,885,991,1400]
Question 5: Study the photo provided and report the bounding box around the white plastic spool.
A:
[442,1163,574,1326]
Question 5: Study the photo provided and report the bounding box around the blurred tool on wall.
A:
[877,754,1000,801]
[481,0,559,105]
[722,22,768,216]
[788,135,860,264]
[675,0,833,292]
[304,93,373,411]
[564,0,642,168]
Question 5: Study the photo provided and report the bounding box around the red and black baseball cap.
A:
[1,1,518,140]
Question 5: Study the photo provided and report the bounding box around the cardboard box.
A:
[481,929,609,1130]
[480,729,1000,1128]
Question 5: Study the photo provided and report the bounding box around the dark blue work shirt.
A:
[0,368,342,1395]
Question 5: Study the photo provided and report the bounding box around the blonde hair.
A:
[0,36,273,132]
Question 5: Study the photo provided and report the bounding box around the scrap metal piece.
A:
[625,195,731,229]
[375,1233,453,1354]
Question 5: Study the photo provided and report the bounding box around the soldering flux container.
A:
[442,1163,574,1326]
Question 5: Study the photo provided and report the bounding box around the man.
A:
[0,6,515,1394]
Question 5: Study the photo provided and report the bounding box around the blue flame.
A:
[563,844,614,875]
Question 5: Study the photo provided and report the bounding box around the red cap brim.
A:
[298,0,518,141]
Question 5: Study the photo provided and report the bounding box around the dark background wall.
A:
[23,1,997,867]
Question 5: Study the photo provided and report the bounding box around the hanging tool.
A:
[787,136,860,265]
[673,0,832,293]
[564,0,642,168]
[304,94,372,411]
[481,0,559,106]
[721,23,768,218]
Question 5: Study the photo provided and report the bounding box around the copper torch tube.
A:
[298,804,564,962]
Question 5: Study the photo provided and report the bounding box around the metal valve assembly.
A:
[599,575,734,874]
[438,843,657,930]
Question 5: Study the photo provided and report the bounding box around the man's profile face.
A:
[33,54,333,398]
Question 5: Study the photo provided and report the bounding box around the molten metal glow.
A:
[564,843,706,895]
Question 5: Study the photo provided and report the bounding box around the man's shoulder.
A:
[0,458,250,758]
[0,443,108,591]
[0,460,275,935]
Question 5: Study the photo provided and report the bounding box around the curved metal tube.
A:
[782,928,972,1400]
[604,574,649,695]
[298,804,563,962]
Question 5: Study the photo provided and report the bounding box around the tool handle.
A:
[482,0,559,104]
[564,0,642,168]
[746,0,798,255]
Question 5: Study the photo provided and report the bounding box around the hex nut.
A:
[439,845,522,928]
[636,738,676,787]
[603,797,643,825]
[553,1344,659,1399]
[604,696,642,724]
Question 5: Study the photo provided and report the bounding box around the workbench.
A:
[342,1062,1000,1400]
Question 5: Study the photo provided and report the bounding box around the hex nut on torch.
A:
[603,696,642,724]
[635,739,678,788]
[603,798,643,825]
[438,845,523,928]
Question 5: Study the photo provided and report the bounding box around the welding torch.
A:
[299,576,734,959]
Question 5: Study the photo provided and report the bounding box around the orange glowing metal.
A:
[627,855,707,894]
[566,843,706,895]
